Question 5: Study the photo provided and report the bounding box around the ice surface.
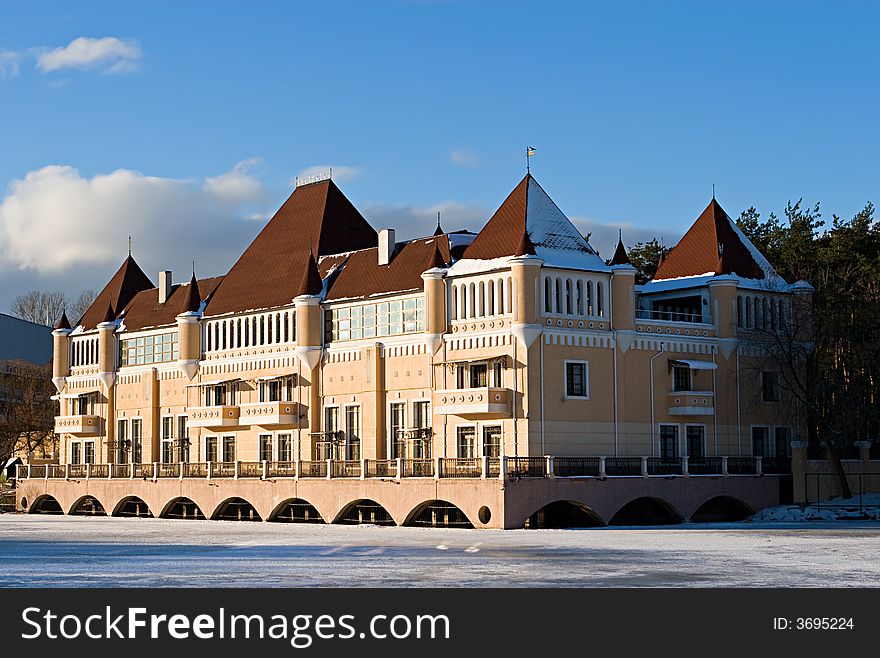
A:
[0,515,878,588]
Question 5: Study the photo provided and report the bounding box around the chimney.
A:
[378,228,396,266]
[158,270,172,304]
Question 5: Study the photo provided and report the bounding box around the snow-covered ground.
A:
[1,514,879,587]
[752,493,880,522]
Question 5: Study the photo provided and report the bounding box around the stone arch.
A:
[160,496,206,520]
[267,498,325,523]
[69,495,107,516]
[333,499,395,526]
[112,496,154,518]
[609,496,684,526]
[690,496,754,523]
[28,494,63,515]
[403,499,474,528]
[522,500,605,529]
[211,497,262,521]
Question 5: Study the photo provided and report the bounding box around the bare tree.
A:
[0,361,57,464]
[9,288,97,326]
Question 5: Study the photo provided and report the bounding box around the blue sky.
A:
[0,1,877,311]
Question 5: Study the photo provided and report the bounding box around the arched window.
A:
[451,286,458,321]
[488,280,495,316]
[736,296,743,327]
[555,278,562,314]
[251,317,257,345]
[284,312,290,342]
[565,279,573,315]
[498,278,505,315]
[544,277,552,313]
[275,313,282,343]
[745,297,752,328]
[260,316,265,345]
[597,282,604,317]
[235,319,241,348]
[587,281,594,316]
[506,276,513,314]
[479,282,486,317]
[576,280,584,315]
[469,283,476,318]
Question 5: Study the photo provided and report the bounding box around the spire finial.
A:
[128,235,132,256]
[712,183,715,199]
[618,228,622,240]
[192,260,196,278]
[526,146,536,173]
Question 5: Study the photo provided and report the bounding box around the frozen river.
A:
[1,515,878,587]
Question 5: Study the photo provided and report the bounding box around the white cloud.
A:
[292,165,361,186]
[203,158,266,205]
[0,51,21,79]
[450,148,479,167]
[36,37,142,74]
[364,200,488,240]
[0,161,268,280]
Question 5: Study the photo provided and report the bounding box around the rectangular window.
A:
[322,407,340,460]
[660,425,679,459]
[762,371,780,402]
[277,434,292,462]
[457,426,476,458]
[470,363,488,388]
[345,405,361,460]
[327,297,424,342]
[71,442,82,465]
[177,416,189,462]
[686,426,704,460]
[83,441,95,465]
[116,419,128,464]
[77,393,96,416]
[565,361,589,398]
[259,379,283,403]
[389,402,406,459]
[119,332,179,366]
[205,437,218,463]
[161,417,174,464]
[131,419,143,464]
[222,435,235,462]
[413,401,430,429]
[673,366,692,392]
[493,361,503,388]
[774,427,792,459]
[752,427,769,457]
[259,434,273,462]
[483,425,502,458]
[455,364,467,389]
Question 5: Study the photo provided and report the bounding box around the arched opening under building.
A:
[404,500,473,528]
[268,498,324,523]
[690,496,753,523]
[69,495,107,516]
[335,499,395,526]
[609,497,684,526]
[160,497,206,520]
[523,500,605,529]
[28,495,63,515]
[212,497,262,522]
[112,496,154,518]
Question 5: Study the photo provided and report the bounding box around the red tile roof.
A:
[78,255,154,329]
[54,311,70,330]
[118,276,223,332]
[654,198,764,280]
[325,235,452,301]
[297,252,323,297]
[464,175,530,259]
[206,179,377,316]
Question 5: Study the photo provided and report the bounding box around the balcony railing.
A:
[18,456,776,482]
[434,387,512,417]
[54,414,102,436]
[636,309,706,324]
[187,405,240,429]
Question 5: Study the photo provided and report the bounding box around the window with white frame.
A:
[483,425,501,458]
[177,415,189,462]
[470,363,488,388]
[389,402,406,459]
[116,419,128,464]
[686,425,704,460]
[70,441,82,465]
[205,436,218,463]
[565,361,589,398]
[660,424,679,459]
[259,377,293,403]
[345,405,361,460]
[222,435,235,462]
[131,418,143,464]
[259,434,273,462]
[277,433,292,462]
[83,441,95,465]
[673,366,692,392]
[119,332,179,366]
[161,417,174,463]
[326,297,424,342]
[457,426,476,458]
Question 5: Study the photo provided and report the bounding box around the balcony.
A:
[187,405,240,429]
[434,387,511,417]
[668,391,714,416]
[238,401,303,427]
[54,415,102,436]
